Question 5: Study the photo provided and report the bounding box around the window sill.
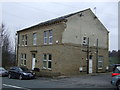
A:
[98,68,103,70]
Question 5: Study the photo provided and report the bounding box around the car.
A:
[0,67,8,77]
[111,64,120,90]
[8,66,35,80]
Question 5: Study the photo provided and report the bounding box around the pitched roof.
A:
[17,8,90,32]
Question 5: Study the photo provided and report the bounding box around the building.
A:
[16,8,109,76]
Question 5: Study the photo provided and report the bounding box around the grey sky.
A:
[2,2,118,51]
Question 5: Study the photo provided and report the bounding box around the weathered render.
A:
[16,8,109,76]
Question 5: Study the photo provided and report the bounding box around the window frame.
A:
[98,56,103,69]
[20,53,27,66]
[33,33,37,45]
[49,30,53,44]
[44,31,48,45]
[24,34,27,46]
[42,54,52,70]
[22,35,25,46]
[43,54,47,69]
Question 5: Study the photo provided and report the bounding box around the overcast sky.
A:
[2,2,118,51]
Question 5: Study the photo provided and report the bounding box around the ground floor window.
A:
[20,53,27,66]
[43,54,52,69]
[98,56,103,69]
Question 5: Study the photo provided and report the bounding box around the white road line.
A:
[3,84,31,90]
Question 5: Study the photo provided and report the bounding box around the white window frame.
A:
[48,54,52,70]
[44,31,48,45]
[24,54,27,66]
[22,35,25,46]
[21,53,27,66]
[49,30,53,44]
[33,33,37,45]
[24,34,27,46]
[43,54,52,70]
[21,53,23,65]
[43,54,47,69]
[98,56,103,69]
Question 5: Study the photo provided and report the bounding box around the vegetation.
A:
[109,50,120,65]
[0,24,16,68]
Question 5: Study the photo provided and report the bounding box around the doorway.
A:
[32,53,36,70]
[89,55,93,74]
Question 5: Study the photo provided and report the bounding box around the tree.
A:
[1,24,16,68]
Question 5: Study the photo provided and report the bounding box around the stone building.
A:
[16,8,109,76]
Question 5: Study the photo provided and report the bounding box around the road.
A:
[2,72,117,89]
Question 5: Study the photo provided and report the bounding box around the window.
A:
[98,56,103,69]
[44,31,47,44]
[24,35,27,46]
[22,34,27,46]
[48,54,52,69]
[82,36,87,45]
[113,66,120,73]
[43,54,52,69]
[21,53,23,65]
[43,54,47,69]
[21,53,27,66]
[33,33,37,45]
[44,30,53,45]
[22,35,24,46]
[49,30,53,44]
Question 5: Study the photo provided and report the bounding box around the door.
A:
[89,55,93,74]
[32,54,36,70]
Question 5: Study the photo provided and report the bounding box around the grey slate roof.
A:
[17,8,90,32]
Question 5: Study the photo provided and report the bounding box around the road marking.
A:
[3,84,31,90]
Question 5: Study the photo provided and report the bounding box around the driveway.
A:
[2,72,116,89]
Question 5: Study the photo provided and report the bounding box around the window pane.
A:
[24,60,26,65]
[33,33,36,39]
[44,38,47,44]
[49,30,52,36]
[33,33,37,45]
[49,37,52,43]
[44,31,47,37]
[43,54,47,60]
[43,61,47,68]
[48,61,51,68]
[98,62,102,68]
[48,54,52,60]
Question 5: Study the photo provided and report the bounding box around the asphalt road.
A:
[1,72,117,89]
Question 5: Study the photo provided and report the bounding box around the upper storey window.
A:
[44,30,53,45]
[33,33,37,45]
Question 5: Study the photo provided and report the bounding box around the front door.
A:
[89,55,93,74]
[32,54,36,70]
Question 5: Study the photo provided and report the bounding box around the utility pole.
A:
[96,38,98,73]
[86,37,89,74]
[82,37,90,74]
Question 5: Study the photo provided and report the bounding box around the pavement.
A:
[1,72,117,89]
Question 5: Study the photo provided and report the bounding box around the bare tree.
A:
[1,24,16,68]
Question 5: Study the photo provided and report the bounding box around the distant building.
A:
[16,8,109,76]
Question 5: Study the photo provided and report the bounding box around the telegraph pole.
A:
[86,37,89,74]
[96,38,98,73]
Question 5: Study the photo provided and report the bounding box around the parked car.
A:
[0,67,8,77]
[111,64,120,90]
[8,66,35,80]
